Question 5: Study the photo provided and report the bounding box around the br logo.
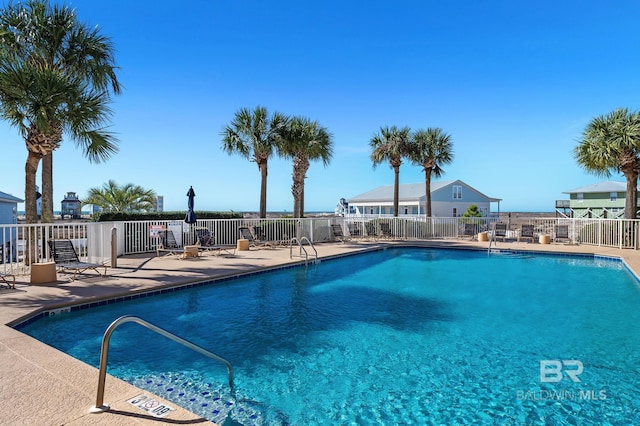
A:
[540,360,583,383]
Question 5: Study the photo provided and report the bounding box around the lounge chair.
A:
[331,224,350,243]
[156,229,181,256]
[554,225,571,243]
[0,272,15,289]
[48,239,106,281]
[348,222,363,239]
[518,224,535,243]
[239,226,273,249]
[493,223,507,242]
[459,223,476,239]
[379,222,393,239]
[196,228,236,257]
[364,222,378,240]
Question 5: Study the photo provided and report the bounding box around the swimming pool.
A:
[18,247,640,424]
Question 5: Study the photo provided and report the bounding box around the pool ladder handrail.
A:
[289,236,318,265]
[90,315,235,413]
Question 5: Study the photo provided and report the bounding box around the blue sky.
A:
[1,0,639,213]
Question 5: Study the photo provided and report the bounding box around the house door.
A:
[452,208,457,217]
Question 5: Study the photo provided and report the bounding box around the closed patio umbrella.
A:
[185,186,197,244]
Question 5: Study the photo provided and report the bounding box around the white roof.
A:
[563,181,631,194]
[348,180,500,202]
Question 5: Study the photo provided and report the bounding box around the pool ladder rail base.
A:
[90,315,235,414]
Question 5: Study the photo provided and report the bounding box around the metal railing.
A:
[3,216,640,276]
[91,315,234,413]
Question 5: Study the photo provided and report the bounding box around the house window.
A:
[610,192,617,202]
[577,193,584,203]
[452,208,457,217]
[452,185,462,199]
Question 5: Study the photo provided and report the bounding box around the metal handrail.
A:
[300,236,318,263]
[289,236,318,265]
[90,315,234,413]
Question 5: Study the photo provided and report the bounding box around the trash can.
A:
[477,232,489,242]
[539,235,550,244]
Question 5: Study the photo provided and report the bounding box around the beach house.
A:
[0,190,22,263]
[0,190,21,224]
[561,181,636,218]
[347,179,501,217]
[61,191,82,219]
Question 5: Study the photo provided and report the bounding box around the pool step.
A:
[488,250,533,259]
[131,372,288,425]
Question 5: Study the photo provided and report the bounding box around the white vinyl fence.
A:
[2,217,640,277]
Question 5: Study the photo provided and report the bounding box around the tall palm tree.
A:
[278,116,333,218]
[370,126,411,217]
[221,106,288,218]
[575,108,640,219]
[0,0,121,224]
[83,180,157,213]
[408,128,454,217]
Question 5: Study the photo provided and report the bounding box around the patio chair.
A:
[493,223,507,242]
[331,224,350,243]
[48,239,106,281]
[554,225,571,243]
[0,272,15,289]
[518,224,535,243]
[239,226,273,249]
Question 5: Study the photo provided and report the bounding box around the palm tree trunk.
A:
[259,159,268,218]
[300,186,305,218]
[42,153,54,223]
[25,151,42,266]
[624,171,639,219]
[393,165,400,217]
[25,152,41,224]
[292,180,303,218]
[425,169,433,218]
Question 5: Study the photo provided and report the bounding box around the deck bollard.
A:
[111,227,117,268]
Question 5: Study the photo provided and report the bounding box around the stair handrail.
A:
[90,315,234,413]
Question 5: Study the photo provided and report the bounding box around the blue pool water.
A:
[18,248,640,424]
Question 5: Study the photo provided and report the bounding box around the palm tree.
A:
[408,128,454,217]
[221,106,288,218]
[575,108,640,219]
[370,126,412,217]
[0,0,121,224]
[278,116,333,217]
[83,180,157,213]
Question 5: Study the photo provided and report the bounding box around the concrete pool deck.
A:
[1,239,639,425]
